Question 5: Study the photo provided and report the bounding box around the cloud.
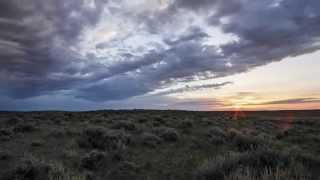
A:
[75,75,154,102]
[246,98,320,106]
[168,98,227,111]
[1,0,320,107]
[153,82,232,96]
[0,0,109,98]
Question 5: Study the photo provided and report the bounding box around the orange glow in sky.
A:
[171,50,320,111]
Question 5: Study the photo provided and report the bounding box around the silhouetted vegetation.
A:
[0,110,319,179]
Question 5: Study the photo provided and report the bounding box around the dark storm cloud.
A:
[76,75,154,102]
[216,0,320,68]
[1,0,320,105]
[0,0,109,99]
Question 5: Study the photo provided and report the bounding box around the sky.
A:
[0,0,319,111]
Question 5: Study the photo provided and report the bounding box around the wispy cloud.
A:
[245,98,320,106]
[169,98,227,110]
[152,82,233,96]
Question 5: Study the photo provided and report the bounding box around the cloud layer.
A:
[1,0,320,104]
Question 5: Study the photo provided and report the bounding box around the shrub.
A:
[231,134,266,151]
[201,119,214,126]
[48,161,88,180]
[206,127,227,145]
[207,127,227,137]
[107,161,141,180]
[136,118,148,124]
[255,132,272,141]
[5,117,21,126]
[226,128,242,139]
[140,132,162,148]
[275,130,289,140]
[194,152,242,180]
[78,127,131,151]
[48,129,65,138]
[0,151,12,161]
[241,128,258,136]
[154,117,166,125]
[179,119,194,129]
[194,149,292,180]
[111,121,137,131]
[31,140,43,147]
[224,166,309,180]
[0,154,87,180]
[81,150,107,171]
[1,158,51,180]
[240,149,290,171]
[0,128,12,141]
[13,123,36,133]
[226,128,269,151]
[153,127,179,142]
[288,148,320,172]
[78,127,106,149]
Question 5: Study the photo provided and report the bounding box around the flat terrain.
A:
[0,110,320,180]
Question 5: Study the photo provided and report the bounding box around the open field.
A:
[0,110,320,180]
